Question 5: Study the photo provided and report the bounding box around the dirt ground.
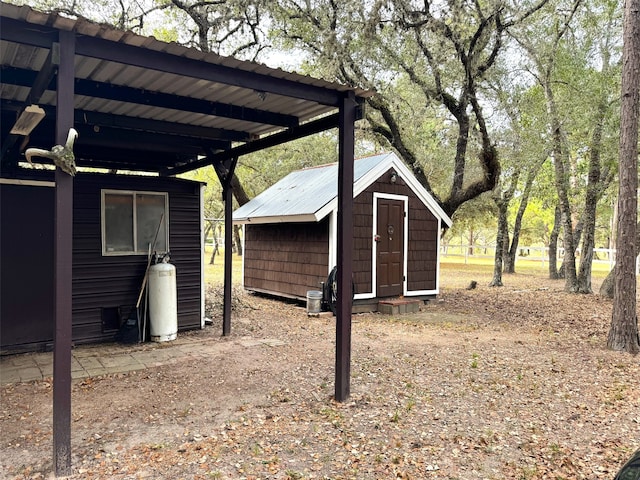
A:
[1,268,639,480]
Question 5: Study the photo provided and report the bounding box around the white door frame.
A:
[357,192,409,300]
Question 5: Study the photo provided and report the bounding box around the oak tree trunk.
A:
[503,230,516,274]
[537,31,578,290]
[233,224,243,257]
[203,222,218,265]
[548,205,561,279]
[501,230,510,272]
[489,202,508,287]
[577,96,608,293]
[504,160,542,274]
[552,132,578,291]
[210,224,220,265]
[600,269,615,298]
[204,222,212,246]
[230,174,249,256]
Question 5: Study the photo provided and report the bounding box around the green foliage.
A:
[180,167,223,222]
[150,25,180,43]
[269,0,531,215]
[18,0,625,265]
[512,198,554,245]
[13,0,160,31]
[380,76,459,198]
[445,194,497,247]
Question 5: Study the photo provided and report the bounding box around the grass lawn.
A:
[439,254,612,289]
[205,245,614,290]
[204,246,242,285]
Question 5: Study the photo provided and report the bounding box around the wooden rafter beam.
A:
[163,104,364,176]
[74,110,250,142]
[74,152,194,172]
[25,120,229,154]
[27,45,59,104]
[2,101,251,142]
[73,125,230,154]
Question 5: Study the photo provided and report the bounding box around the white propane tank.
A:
[148,262,177,342]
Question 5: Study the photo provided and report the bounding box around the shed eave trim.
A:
[314,204,336,223]
[233,213,318,225]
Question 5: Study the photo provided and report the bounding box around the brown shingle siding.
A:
[243,220,330,299]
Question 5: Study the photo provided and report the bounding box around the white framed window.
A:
[101,190,169,256]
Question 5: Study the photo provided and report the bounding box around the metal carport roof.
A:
[0,2,371,174]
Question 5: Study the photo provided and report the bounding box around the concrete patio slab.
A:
[1,333,286,386]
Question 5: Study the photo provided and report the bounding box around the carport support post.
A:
[217,156,238,337]
[53,30,75,477]
[223,180,233,336]
[335,91,356,402]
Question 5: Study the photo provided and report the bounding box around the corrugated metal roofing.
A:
[0,2,373,172]
[234,154,386,222]
[233,152,453,226]
[0,3,371,101]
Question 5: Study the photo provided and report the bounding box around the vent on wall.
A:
[101,306,134,333]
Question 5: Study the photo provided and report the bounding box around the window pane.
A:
[136,194,166,253]
[104,193,134,252]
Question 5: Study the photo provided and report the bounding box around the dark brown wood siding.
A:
[359,169,439,293]
[1,171,202,353]
[243,220,329,299]
[0,182,55,353]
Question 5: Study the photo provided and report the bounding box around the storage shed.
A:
[234,152,452,311]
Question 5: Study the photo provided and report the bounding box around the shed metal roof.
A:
[233,152,452,226]
[0,2,372,174]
